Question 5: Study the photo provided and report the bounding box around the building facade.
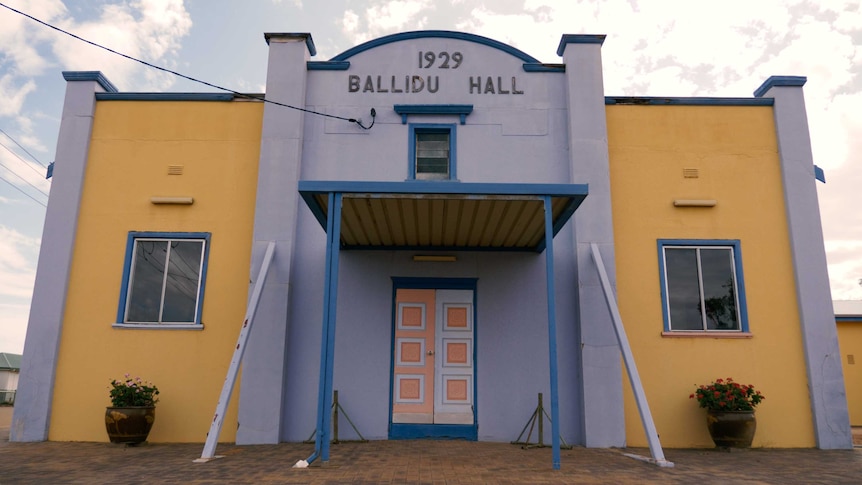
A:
[12,31,853,458]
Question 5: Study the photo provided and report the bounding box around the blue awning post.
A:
[543,196,562,470]
[309,192,343,464]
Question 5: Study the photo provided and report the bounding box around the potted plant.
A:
[690,377,764,448]
[105,374,160,444]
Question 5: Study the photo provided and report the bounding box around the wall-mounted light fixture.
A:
[413,255,457,262]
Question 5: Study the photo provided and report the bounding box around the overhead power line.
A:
[0,138,48,180]
[0,2,376,130]
[0,127,48,168]
[0,174,47,207]
[0,159,49,198]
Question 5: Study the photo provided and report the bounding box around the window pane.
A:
[127,240,168,322]
[416,132,449,178]
[161,241,203,323]
[699,248,739,330]
[665,248,704,330]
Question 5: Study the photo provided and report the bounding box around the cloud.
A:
[0,302,30,354]
[0,0,192,119]
[0,225,40,299]
[341,0,434,45]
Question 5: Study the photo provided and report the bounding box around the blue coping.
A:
[605,97,774,106]
[62,71,118,93]
[330,30,540,64]
[95,93,243,101]
[263,32,316,56]
[523,63,565,73]
[556,34,606,56]
[116,232,211,325]
[753,76,807,98]
[395,105,473,125]
[307,61,350,71]
[836,316,862,322]
[656,239,749,333]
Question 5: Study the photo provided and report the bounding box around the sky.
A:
[0,0,860,354]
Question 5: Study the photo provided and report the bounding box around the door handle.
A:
[427,350,435,355]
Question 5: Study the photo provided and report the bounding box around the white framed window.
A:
[658,239,748,332]
[117,232,210,325]
[409,124,456,180]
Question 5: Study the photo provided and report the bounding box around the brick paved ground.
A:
[1,431,862,485]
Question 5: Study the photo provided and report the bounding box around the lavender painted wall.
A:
[274,33,585,443]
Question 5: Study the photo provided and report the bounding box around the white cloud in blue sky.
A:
[0,0,860,353]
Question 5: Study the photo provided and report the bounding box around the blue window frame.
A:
[117,232,211,325]
[408,123,456,180]
[658,239,749,332]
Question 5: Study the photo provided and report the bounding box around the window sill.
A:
[661,331,752,339]
[112,323,204,330]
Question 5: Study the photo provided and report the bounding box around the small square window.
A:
[118,232,210,325]
[659,240,748,332]
[409,124,456,180]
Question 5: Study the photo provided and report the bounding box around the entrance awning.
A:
[299,181,589,252]
[298,180,589,470]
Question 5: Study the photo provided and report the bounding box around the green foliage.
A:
[690,377,764,412]
[109,374,159,407]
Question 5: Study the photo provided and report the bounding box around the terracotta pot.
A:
[105,406,156,444]
[706,410,756,448]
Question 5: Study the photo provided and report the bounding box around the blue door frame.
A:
[388,277,478,440]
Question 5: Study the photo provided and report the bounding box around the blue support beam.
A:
[543,196,562,469]
[308,192,343,465]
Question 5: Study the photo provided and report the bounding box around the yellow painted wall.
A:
[49,100,263,442]
[837,320,862,425]
[607,104,815,447]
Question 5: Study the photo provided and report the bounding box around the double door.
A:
[391,288,475,434]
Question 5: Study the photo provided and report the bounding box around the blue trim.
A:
[330,30,540,63]
[605,97,774,106]
[389,424,477,440]
[395,105,473,125]
[95,93,241,101]
[657,239,749,333]
[45,162,54,179]
[391,277,478,290]
[263,32,316,56]
[116,231,211,325]
[408,123,457,180]
[836,316,862,322]
[299,180,590,197]
[388,277,479,441]
[307,61,350,71]
[543,196,561,469]
[753,76,807,98]
[298,181,589,252]
[814,165,826,183]
[346,244,537,252]
[523,63,565,73]
[556,34,606,56]
[62,71,118,93]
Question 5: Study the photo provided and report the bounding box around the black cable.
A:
[0,139,48,179]
[0,160,49,197]
[0,2,377,130]
[0,127,47,167]
[0,174,47,207]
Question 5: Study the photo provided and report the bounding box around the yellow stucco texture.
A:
[837,320,862,425]
[49,100,263,442]
[607,104,814,448]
